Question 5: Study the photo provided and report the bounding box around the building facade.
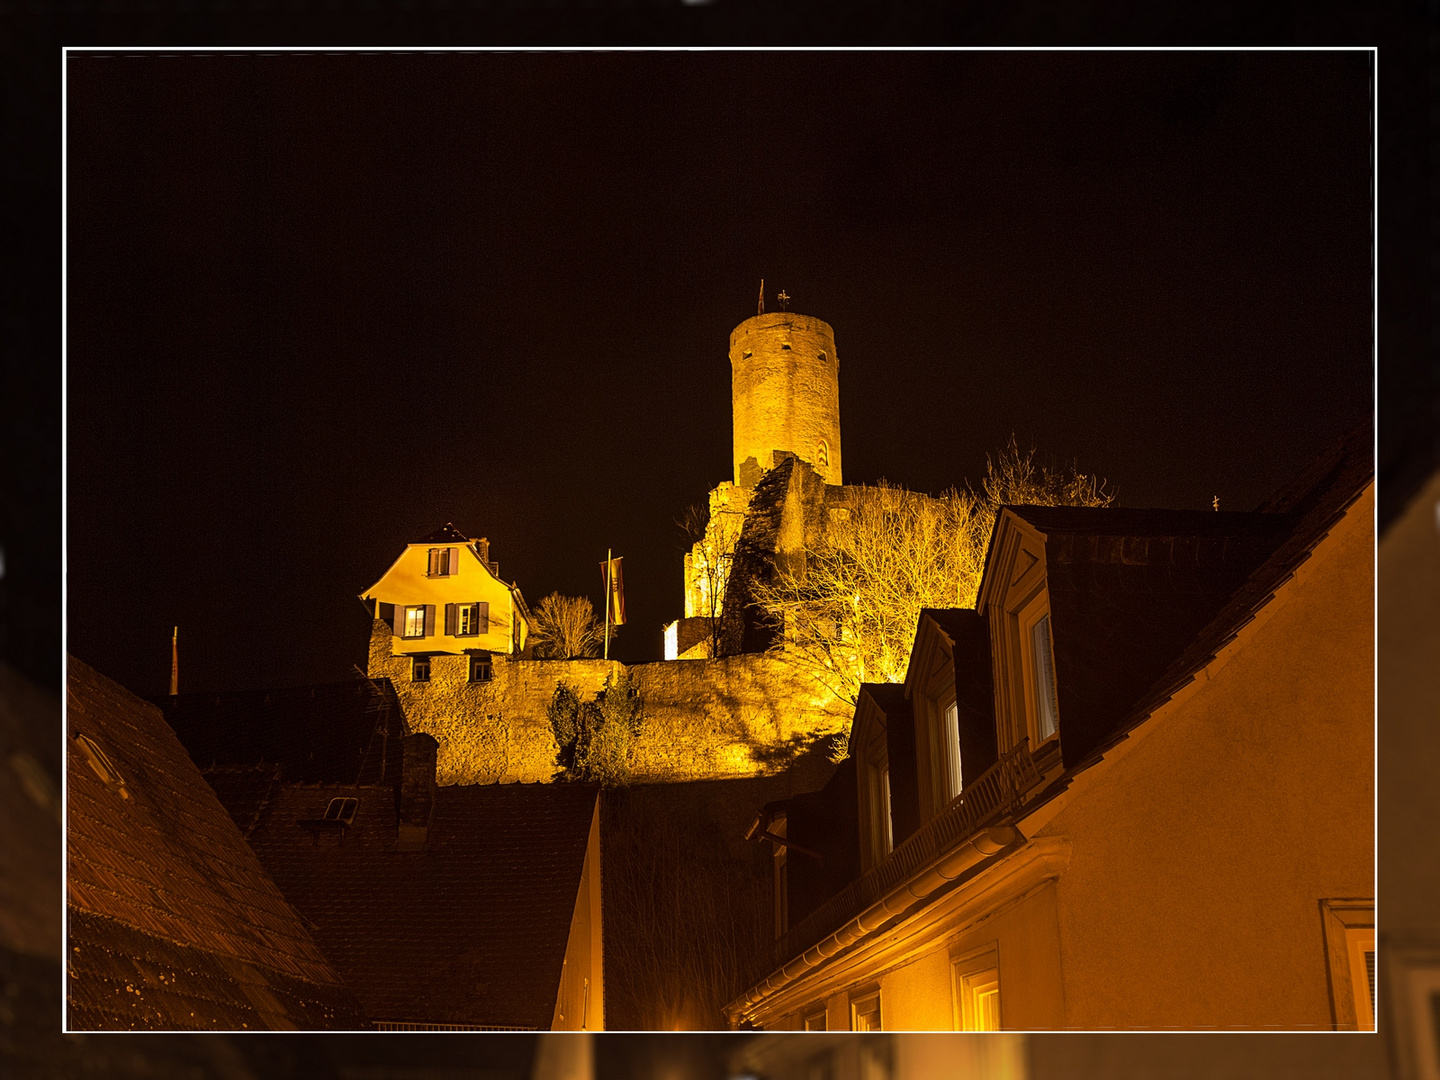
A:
[729,426,1374,1032]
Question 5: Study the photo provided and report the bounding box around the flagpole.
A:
[604,549,611,661]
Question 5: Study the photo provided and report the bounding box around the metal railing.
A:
[768,738,1047,971]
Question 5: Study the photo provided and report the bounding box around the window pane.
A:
[881,766,893,854]
[1033,614,1059,741]
[944,699,962,799]
[853,994,881,1031]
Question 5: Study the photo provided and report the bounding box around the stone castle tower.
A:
[673,303,848,659]
[730,312,842,489]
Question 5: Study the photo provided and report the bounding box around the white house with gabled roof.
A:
[360,523,532,684]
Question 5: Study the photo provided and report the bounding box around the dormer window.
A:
[1017,597,1060,747]
[426,547,460,577]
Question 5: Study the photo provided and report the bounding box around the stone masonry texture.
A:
[368,622,851,786]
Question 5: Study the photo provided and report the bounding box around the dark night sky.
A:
[65,50,1374,697]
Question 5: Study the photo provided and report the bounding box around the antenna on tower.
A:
[757,279,765,316]
[169,626,179,696]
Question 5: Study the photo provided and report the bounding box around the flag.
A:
[601,556,626,626]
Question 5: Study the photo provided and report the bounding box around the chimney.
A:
[472,537,499,579]
[396,732,438,851]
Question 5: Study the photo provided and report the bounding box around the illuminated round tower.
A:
[729,310,842,488]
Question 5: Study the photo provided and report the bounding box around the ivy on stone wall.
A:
[547,670,643,785]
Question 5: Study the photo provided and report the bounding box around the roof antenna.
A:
[757,279,765,316]
[169,626,179,696]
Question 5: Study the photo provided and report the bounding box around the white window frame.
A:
[921,682,962,815]
[850,988,882,1031]
[403,605,428,639]
[1016,592,1060,749]
[952,944,1002,1031]
[1320,898,1375,1031]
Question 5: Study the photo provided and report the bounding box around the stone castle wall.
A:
[368,622,852,786]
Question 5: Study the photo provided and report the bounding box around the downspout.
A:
[727,824,1021,1025]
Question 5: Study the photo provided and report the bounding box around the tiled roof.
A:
[66,657,365,1030]
[416,523,472,544]
[158,679,407,785]
[236,780,598,1030]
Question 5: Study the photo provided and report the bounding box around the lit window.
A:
[412,655,431,683]
[468,653,493,683]
[943,698,962,800]
[1032,614,1059,742]
[953,948,1001,1030]
[851,990,881,1031]
[404,606,428,638]
[803,1008,827,1031]
[457,603,477,636]
[324,797,358,824]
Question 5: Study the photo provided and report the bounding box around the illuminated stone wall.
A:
[368,623,852,786]
[730,312,842,488]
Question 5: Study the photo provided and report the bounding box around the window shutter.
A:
[393,605,406,636]
[449,547,460,575]
[445,603,457,636]
[477,602,490,637]
[424,604,436,637]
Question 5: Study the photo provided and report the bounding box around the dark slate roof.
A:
[235,780,598,1030]
[1024,419,1374,772]
[1085,420,1374,767]
[857,684,919,846]
[1004,506,1297,768]
[416,522,472,544]
[158,679,407,785]
[786,758,859,929]
[66,658,366,1031]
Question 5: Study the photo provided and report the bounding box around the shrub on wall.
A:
[548,670,642,785]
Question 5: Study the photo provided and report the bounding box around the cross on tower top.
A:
[776,289,791,311]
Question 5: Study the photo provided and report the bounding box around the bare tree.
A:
[678,496,745,658]
[753,438,1113,709]
[530,593,608,659]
